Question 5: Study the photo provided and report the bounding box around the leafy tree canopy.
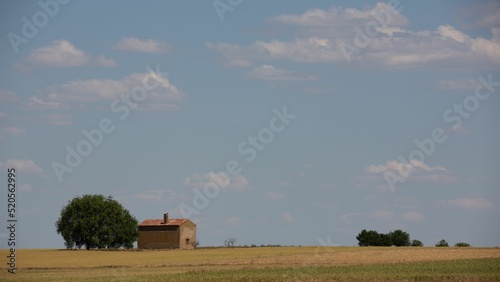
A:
[56,194,138,249]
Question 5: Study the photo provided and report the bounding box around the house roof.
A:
[138,218,188,226]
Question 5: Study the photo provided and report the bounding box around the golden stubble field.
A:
[1,246,500,281]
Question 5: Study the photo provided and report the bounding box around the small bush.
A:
[454,242,470,247]
[411,239,424,247]
[435,239,449,247]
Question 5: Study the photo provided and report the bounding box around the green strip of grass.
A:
[162,258,500,282]
[4,257,499,281]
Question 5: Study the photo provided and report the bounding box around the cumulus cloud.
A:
[19,40,116,69]
[245,64,318,81]
[28,71,185,110]
[365,159,447,174]
[207,3,500,70]
[26,96,61,109]
[114,37,172,53]
[362,159,458,189]
[184,171,249,191]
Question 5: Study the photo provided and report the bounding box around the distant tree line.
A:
[357,230,471,248]
[356,229,423,247]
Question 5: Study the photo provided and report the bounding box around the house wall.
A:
[179,220,196,250]
[138,230,180,249]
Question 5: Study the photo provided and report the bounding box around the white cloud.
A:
[366,160,447,174]
[436,77,479,90]
[264,191,287,201]
[27,40,91,67]
[441,197,494,210]
[401,211,424,222]
[0,159,43,175]
[184,171,249,191]
[356,160,462,192]
[282,212,295,223]
[270,3,408,27]
[26,96,61,109]
[21,40,115,69]
[363,160,458,188]
[245,64,317,81]
[29,71,185,110]
[114,37,172,53]
[207,4,500,70]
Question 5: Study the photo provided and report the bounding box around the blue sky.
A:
[0,0,499,249]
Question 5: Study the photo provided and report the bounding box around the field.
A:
[1,247,500,281]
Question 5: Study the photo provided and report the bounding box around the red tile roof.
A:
[138,218,188,226]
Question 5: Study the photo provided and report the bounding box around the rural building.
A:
[138,213,196,249]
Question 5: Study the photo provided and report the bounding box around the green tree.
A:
[356,229,381,246]
[410,239,424,247]
[435,239,449,247]
[379,233,393,246]
[389,230,410,247]
[56,194,138,249]
[454,242,470,247]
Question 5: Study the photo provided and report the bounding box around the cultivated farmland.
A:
[1,246,499,281]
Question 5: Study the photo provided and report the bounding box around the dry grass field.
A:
[1,246,499,281]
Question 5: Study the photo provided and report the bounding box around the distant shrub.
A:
[435,239,449,247]
[454,242,470,247]
[411,239,424,247]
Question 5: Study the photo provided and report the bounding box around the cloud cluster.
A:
[19,40,116,69]
[27,71,185,111]
[207,2,500,70]
[184,172,249,191]
[363,159,460,188]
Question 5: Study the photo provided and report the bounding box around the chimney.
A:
[163,213,169,224]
